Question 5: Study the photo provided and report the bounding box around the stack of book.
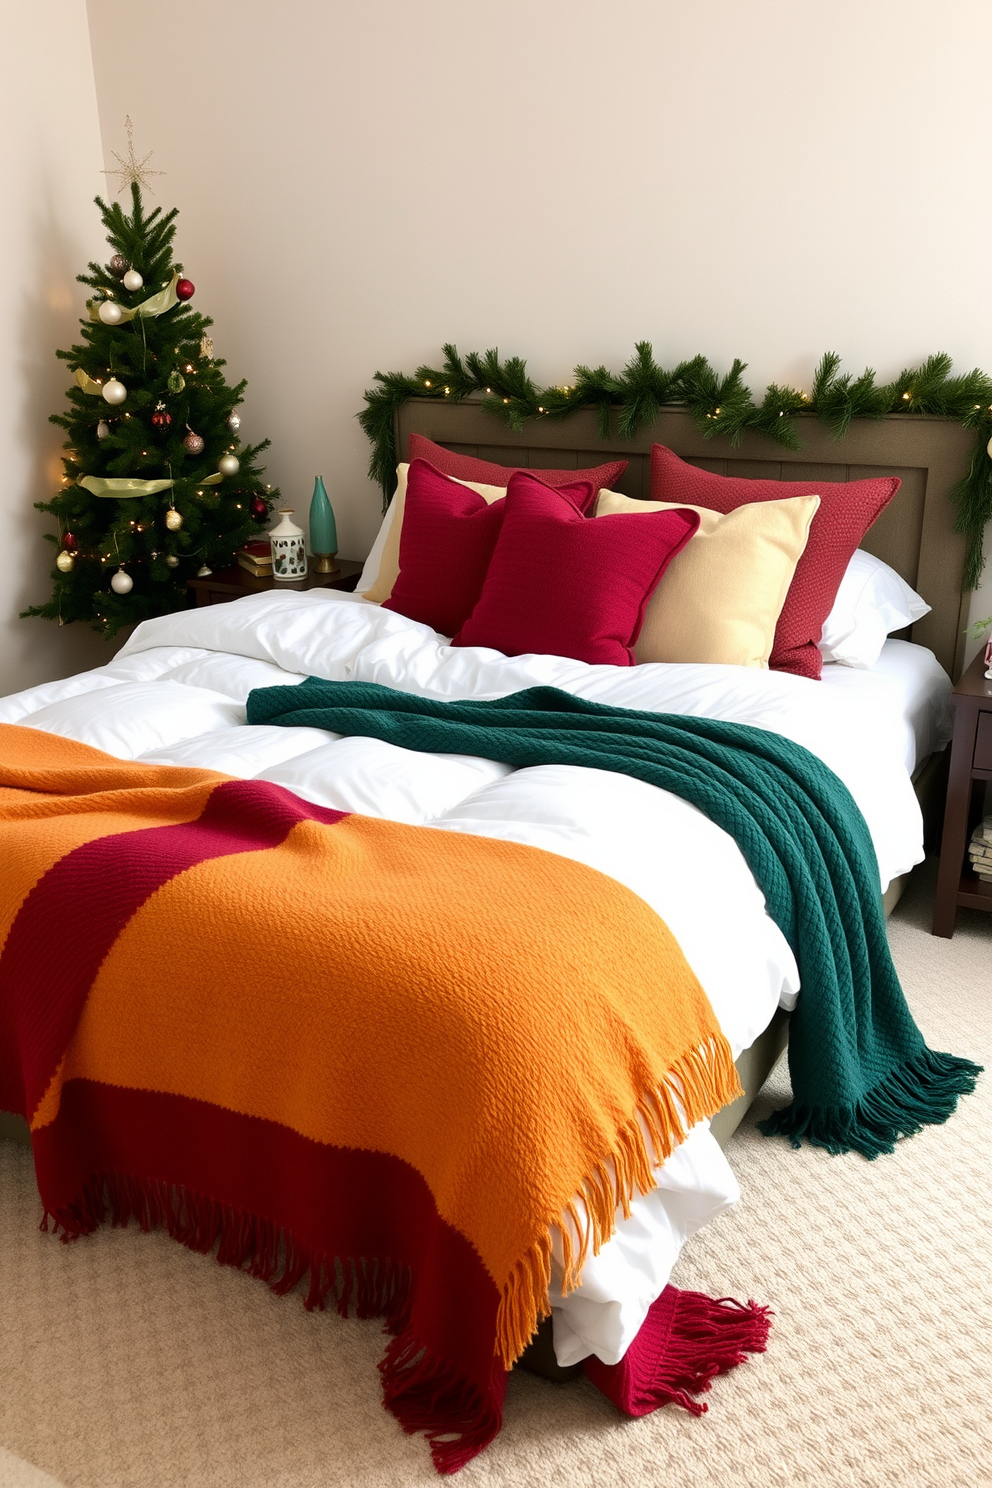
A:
[237,541,272,578]
[967,816,992,883]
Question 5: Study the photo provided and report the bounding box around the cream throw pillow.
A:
[361,463,506,603]
[595,490,820,668]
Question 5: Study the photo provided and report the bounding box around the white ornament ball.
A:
[165,507,184,531]
[96,420,111,440]
[98,299,123,325]
[56,551,75,573]
[165,554,180,568]
[102,378,127,405]
[111,568,133,594]
[227,411,241,432]
[217,453,240,477]
[123,269,144,291]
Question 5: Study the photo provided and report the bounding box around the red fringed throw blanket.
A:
[0,725,768,1471]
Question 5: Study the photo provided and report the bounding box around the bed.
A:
[0,403,978,1470]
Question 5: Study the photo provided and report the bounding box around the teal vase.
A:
[309,475,338,572]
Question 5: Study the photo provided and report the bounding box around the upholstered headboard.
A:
[394,399,974,679]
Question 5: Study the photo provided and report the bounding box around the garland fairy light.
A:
[360,345,992,586]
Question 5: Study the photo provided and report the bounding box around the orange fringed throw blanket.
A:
[0,724,747,1469]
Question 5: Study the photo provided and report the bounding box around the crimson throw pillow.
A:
[381,459,507,635]
[649,444,900,679]
[408,433,628,494]
[454,471,699,666]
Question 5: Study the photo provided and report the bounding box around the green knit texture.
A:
[245,680,982,1158]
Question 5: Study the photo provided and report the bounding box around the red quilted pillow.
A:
[409,433,628,494]
[454,471,699,666]
[649,444,900,678]
[382,460,507,635]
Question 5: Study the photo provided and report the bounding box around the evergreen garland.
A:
[360,344,992,586]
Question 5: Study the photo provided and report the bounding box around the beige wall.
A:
[0,2,111,694]
[12,1,992,691]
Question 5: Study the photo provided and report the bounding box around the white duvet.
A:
[0,591,951,1368]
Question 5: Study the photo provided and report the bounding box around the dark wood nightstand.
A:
[932,647,992,936]
[186,559,363,607]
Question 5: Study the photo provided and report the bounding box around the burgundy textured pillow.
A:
[649,444,900,679]
[454,471,699,666]
[409,433,628,494]
[382,460,507,635]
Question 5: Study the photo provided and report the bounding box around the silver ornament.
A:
[56,551,75,573]
[110,567,133,594]
[217,453,240,477]
[165,554,180,568]
[109,254,127,278]
[227,411,241,432]
[123,269,143,291]
[165,507,184,531]
[183,429,205,455]
[101,378,127,405]
[97,420,111,440]
[98,299,123,325]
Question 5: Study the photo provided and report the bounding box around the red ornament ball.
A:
[62,531,78,550]
[250,493,269,522]
[175,278,195,301]
[151,405,173,429]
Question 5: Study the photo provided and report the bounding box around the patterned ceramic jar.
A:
[269,509,307,581]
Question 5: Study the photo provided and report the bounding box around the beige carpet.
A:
[1,860,988,1488]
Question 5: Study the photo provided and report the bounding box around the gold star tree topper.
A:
[103,117,165,195]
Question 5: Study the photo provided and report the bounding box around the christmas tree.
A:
[25,172,278,637]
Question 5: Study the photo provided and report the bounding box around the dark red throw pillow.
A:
[381,460,507,636]
[454,471,699,666]
[649,444,900,679]
[408,433,628,495]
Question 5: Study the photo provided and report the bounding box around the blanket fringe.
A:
[43,1168,415,1322]
[497,1034,742,1367]
[759,1046,983,1159]
[40,1169,510,1471]
[584,1285,772,1418]
[380,1332,506,1475]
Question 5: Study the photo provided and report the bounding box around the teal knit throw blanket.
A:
[245,680,980,1158]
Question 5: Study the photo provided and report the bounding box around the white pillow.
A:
[356,499,395,595]
[819,549,930,669]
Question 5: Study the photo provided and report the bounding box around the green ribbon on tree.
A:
[86,270,182,325]
[78,476,175,498]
